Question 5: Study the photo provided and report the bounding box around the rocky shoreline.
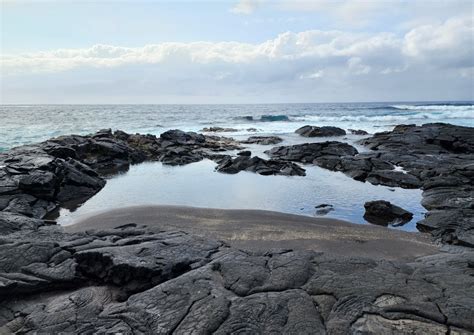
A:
[1,123,473,333]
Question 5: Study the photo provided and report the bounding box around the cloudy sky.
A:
[1,0,473,104]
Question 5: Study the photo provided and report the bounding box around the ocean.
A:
[1,101,472,230]
[1,102,473,151]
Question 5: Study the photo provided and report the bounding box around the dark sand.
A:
[66,205,438,261]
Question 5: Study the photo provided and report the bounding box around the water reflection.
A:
[58,160,425,231]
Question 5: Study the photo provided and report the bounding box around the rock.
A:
[216,155,306,176]
[0,211,44,234]
[349,129,369,135]
[315,204,334,215]
[237,150,251,157]
[0,227,473,334]
[366,170,422,189]
[296,125,346,137]
[240,136,283,145]
[160,129,206,145]
[265,142,358,163]
[363,200,413,226]
[201,127,238,132]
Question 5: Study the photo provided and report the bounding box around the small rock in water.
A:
[315,204,334,216]
[349,129,369,135]
[363,200,413,226]
[241,136,283,145]
[237,150,251,157]
[201,127,238,132]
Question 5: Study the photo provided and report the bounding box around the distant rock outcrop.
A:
[295,125,346,137]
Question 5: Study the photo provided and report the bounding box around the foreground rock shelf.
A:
[0,220,473,334]
[0,122,473,333]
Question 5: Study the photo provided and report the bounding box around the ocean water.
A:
[1,102,472,231]
[1,102,473,151]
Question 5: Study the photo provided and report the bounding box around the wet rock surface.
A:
[364,200,413,226]
[0,123,473,333]
[296,125,346,137]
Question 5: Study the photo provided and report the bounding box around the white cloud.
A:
[1,16,473,103]
[403,15,474,68]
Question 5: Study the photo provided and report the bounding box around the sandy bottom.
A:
[66,205,437,261]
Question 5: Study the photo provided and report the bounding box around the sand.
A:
[66,205,438,261]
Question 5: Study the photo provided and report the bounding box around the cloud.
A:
[403,15,474,68]
[1,15,473,103]
[230,0,265,14]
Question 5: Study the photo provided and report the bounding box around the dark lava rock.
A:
[349,129,369,135]
[265,141,358,163]
[361,123,474,154]
[160,129,206,144]
[241,136,283,145]
[0,224,472,334]
[296,125,346,137]
[364,200,414,226]
[0,129,243,219]
[315,204,334,215]
[366,169,422,189]
[237,150,251,157]
[216,155,306,176]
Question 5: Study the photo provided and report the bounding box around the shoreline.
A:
[1,123,473,333]
[66,205,437,261]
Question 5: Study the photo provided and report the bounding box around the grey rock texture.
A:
[0,224,472,334]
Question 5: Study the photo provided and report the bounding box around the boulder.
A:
[363,200,413,226]
[296,125,346,137]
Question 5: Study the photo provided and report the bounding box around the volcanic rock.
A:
[364,200,413,226]
[296,125,346,137]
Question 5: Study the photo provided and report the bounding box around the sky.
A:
[1,0,473,104]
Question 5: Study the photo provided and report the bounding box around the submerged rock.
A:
[315,204,334,215]
[296,125,346,137]
[201,127,238,132]
[364,200,413,226]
